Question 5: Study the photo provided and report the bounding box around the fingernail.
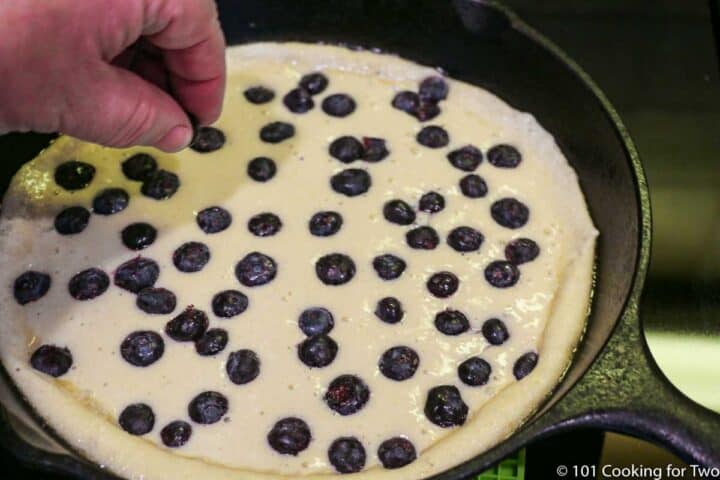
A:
[156,125,192,152]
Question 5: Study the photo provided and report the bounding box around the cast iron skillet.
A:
[1,1,719,478]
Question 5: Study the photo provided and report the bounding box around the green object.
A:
[477,449,525,480]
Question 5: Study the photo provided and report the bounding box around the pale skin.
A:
[0,0,226,152]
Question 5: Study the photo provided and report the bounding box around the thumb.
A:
[59,63,192,152]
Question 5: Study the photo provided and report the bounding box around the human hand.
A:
[0,0,226,152]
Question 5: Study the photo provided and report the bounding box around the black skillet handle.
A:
[537,307,720,468]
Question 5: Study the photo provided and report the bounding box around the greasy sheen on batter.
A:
[0,43,597,479]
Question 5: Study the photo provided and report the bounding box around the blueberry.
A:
[136,287,177,314]
[415,101,442,122]
[165,308,209,342]
[122,153,157,181]
[482,318,510,346]
[212,290,248,318]
[406,226,439,250]
[161,420,192,447]
[226,349,260,385]
[379,346,419,381]
[299,307,334,336]
[119,403,155,435]
[248,212,282,237]
[447,145,482,172]
[68,268,109,300]
[426,272,459,298]
[329,136,364,163]
[458,357,491,386]
[283,88,314,114]
[434,309,469,335]
[188,391,228,424]
[447,226,483,252]
[330,168,371,197]
[114,257,159,293]
[121,330,164,367]
[361,137,389,162]
[424,385,468,427]
[372,254,406,280]
[196,206,232,234]
[514,352,539,380]
[324,374,370,416]
[309,211,343,237]
[419,76,449,102]
[419,191,445,213]
[260,122,295,144]
[195,328,229,356]
[141,170,180,200]
[459,174,488,198]
[189,126,225,153]
[328,437,366,474]
[322,94,356,117]
[416,126,449,148]
[30,345,72,377]
[267,417,312,456]
[378,437,416,469]
[298,334,338,368]
[247,157,277,182]
[316,253,356,286]
[383,200,416,225]
[235,252,277,287]
[14,271,51,305]
[374,297,404,324]
[491,198,530,229]
[392,91,420,113]
[92,188,129,215]
[488,144,522,168]
[299,72,328,95]
[121,222,156,250]
[244,86,275,104]
[54,161,95,190]
[505,238,540,264]
[173,241,210,273]
[484,261,520,288]
[55,206,90,235]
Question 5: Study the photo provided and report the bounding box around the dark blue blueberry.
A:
[459,174,488,198]
[309,211,343,237]
[378,437,416,469]
[316,253,356,286]
[434,309,469,336]
[196,206,232,234]
[419,191,445,213]
[299,307,334,336]
[447,145,482,172]
[188,391,228,424]
[54,161,95,191]
[54,206,90,235]
[190,126,225,153]
[298,334,338,368]
[379,346,419,381]
[458,357,492,386]
[248,212,282,237]
[513,352,539,380]
[424,385,468,427]
[484,261,520,288]
[141,170,180,200]
[322,94,356,117]
[447,226,484,252]
[491,198,530,229]
[194,328,228,356]
[392,91,421,113]
[505,238,540,264]
[30,345,72,377]
[14,271,51,305]
[416,126,449,148]
[419,76,449,102]
[299,72,328,95]
[260,122,295,144]
[235,252,277,287]
[414,101,441,122]
[374,297,404,324]
[487,144,522,168]
[426,272,459,298]
[330,168,371,197]
[212,290,248,318]
[324,374,370,416]
[247,157,277,182]
[160,420,192,447]
[121,330,164,367]
[136,287,177,314]
[283,88,314,113]
[361,137,389,162]
[267,417,312,456]
[173,241,210,273]
[372,254,406,280]
[122,153,157,182]
[383,200,416,226]
[114,257,159,293]
[92,188,129,215]
[119,403,155,435]
[68,268,109,300]
[226,349,260,385]
[406,226,439,250]
[328,437,366,474]
[482,318,510,346]
[329,136,364,163]
[165,308,208,342]
[121,222,156,250]
[244,86,275,104]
